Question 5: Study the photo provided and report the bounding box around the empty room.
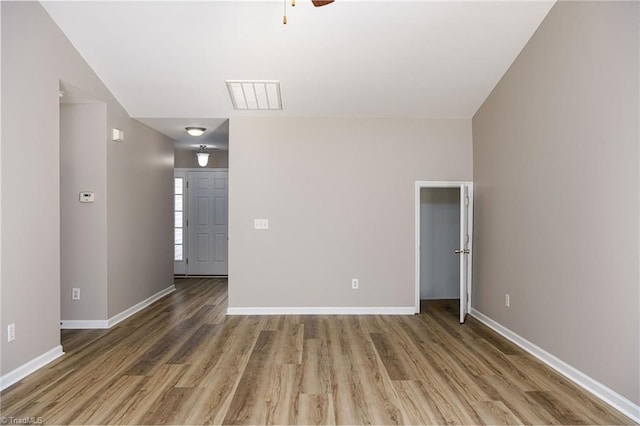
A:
[1,0,638,424]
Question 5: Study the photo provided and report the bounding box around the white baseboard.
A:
[227,306,415,315]
[60,319,108,329]
[470,308,640,423]
[60,285,176,330]
[108,285,175,328]
[0,345,64,391]
[3,286,176,392]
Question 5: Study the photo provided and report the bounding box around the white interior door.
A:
[458,185,471,323]
[187,171,228,275]
[415,181,474,316]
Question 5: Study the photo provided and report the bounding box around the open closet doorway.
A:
[414,181,473,323]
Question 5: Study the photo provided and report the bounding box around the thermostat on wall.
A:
[79,192,95,203]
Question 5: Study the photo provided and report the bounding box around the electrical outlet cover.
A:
[8,324,15,342]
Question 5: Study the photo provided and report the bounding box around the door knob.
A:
[455,249,471,254]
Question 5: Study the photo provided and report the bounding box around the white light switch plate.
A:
[254,219,269,230]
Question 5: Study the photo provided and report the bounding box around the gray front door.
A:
[187,171,228,275]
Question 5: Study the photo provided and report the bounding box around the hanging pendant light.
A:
[283,0,288,24]
[196,145,210,167]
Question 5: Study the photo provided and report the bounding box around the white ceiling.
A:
[42,0,554,147]
[136,117,230,150]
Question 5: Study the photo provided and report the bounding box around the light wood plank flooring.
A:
[0,278,633,425]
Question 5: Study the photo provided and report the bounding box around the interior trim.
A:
[470,308,640,423]
[0,345,64,391]
[227,307,415,315]
[108,285,176,328]
[60,284,176,330]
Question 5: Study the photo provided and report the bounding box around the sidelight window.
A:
[174,177,184,261]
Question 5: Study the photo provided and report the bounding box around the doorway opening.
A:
[174,169,229,276]
[414,181,473,323]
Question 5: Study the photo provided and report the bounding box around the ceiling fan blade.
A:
[312,0,334,6]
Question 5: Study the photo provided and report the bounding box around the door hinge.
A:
[186,181,189,188]
[465,196,470,206]
[466,234,470,244]
[186,220,189,227]
[186,258,189,265]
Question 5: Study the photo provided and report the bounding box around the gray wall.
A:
[228,117,472,309]
[1,2,174,375]
[60,102,108,321]
[175,148,229,169]
[420,188,460,300]
[472,1,639,404]
[107,120,174,317]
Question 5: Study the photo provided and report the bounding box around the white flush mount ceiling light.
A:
[225,80,282,110]
[185,126,206,137]
[196,145,209,167]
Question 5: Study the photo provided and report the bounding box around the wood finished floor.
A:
[0,278,633,425]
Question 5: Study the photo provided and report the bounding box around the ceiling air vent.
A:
[225,80,282,110]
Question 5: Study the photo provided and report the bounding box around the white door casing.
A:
[415,181,474,322]
[459,185,470,323]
